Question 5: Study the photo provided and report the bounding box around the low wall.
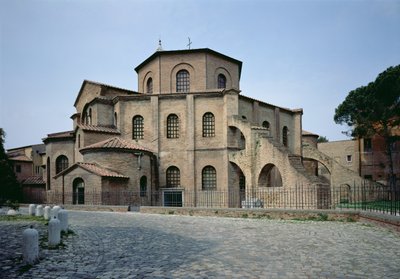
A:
[140,206,360,222]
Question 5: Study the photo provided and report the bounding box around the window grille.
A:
[203,112,215,137]
[176,70,190,92]
[133,115,144,139]
[167,114,179,138]
[202,166,217,190]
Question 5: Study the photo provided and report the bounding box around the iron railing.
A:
[20,184,400,216]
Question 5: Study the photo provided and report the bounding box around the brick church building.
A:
[43,48,329,207]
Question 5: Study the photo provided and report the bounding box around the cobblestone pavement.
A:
[1,210,400,279]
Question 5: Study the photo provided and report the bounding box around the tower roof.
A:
[134,48,243,78]
[80,137,151,154]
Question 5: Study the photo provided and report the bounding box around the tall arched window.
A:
[202,166,217,190]
[282,126,288,147]
[146,78,153,94]
[46,157,51,190]
[217,74,226,89]
[56,155,68,174]
[166,166,180,187]
[176,70,190,92]
[73,178,85,204]
[140,176,147,197]
[262,121,270,130]
[203,112,215,137]
[132,115,144,139]
[167,114,179,138]
[114,112,118,127]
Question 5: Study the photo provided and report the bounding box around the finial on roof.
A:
[187,37,192,49]
[156,39,163,51]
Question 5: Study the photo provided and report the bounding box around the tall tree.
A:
[0,128,22,203]
[334,65,400,189]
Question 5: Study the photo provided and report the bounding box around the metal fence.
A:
[21,184,400,216]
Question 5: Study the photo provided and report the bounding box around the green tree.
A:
[334,65,400,189]
[0,128,22,203]
[317,136,329,143]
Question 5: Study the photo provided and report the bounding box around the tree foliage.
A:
[0,128,22,203]
[317,136,329,143]
[334,65,400,188]
[334,65,400,138]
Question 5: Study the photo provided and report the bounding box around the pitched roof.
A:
[54,162,129,179]
[302,130,319,137]
[43,130,74,143]
[77,162,129,178]
[8,155,32,162]
[23,176,45,185]
[80,137,151,153]
[78,124,121,134]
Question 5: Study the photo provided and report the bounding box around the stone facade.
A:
[41,48,330,208]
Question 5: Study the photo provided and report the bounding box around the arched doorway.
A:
[258,164,283,188]
[73,178,85,204]
[229,162,246,207]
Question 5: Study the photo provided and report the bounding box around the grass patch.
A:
[18,263,33,274]
[168,210,175,215]
[0,215,48,225]
[241,213,248,218]
[337,200,400,211]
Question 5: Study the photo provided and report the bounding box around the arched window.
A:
[282,126,288,147]
[167,114,179,138]
[140,176,147,197]
[46,157,51,190]
[73,178,85,204]
[203,112,215,137]
[176,70,190,92]
[114,112,118,127]
[146,78,153,94]
[55,155,69,174]
[202,166,217,190]
[262,121,270,130]
[132,115,144,139]
[217,74,226,89]
[166,166,180,187]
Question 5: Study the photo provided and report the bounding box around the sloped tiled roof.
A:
[77,162,129,178]
[54,162,129,179]
[78,124,120,134]
[43,131,74,143]
[302,130,319,137]
[8,155,32,162]
[80,137,151,153]
[23,176,45,185]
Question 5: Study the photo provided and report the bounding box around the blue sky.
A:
[1,0,399,149]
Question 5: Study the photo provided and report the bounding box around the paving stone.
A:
[1,210,400,278]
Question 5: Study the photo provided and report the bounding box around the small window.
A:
[167,114,179,138]
[78,134,81,148]
[176,70,190,92]
[282,126,288,147]
[55,155,69,174]
[146,78,153,94]
[140,176,147,197]
[202,166,217,190]
[346,155,352,162]
[133,115,144,139]
[166,166,180,187]
[262,121,270,130]
[203,112,215,137]
[88,108,92,125]
[16,165,21,173]
[217,74,226,89]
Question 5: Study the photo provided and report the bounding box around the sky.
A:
[1,0,399,149]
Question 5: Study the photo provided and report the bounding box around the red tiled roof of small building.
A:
[23,176,45,185]
[80,137,151,153]
[77,162,129,178]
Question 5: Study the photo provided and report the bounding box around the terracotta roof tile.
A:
[23,176,45,185]
[8,155,32,162]
[78,124,120,134]
[76,162,128,178]
[81,137,151,153]
[47,130,74,138]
